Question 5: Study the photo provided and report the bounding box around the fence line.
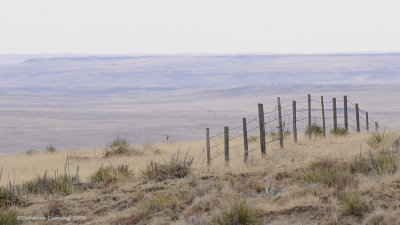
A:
[204,94,383,166]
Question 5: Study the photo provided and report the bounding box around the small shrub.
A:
[343,193,361,215]
[46,145,56,153]
[212,200,259,225]
[90,164,132,185]
[104,137,129,157]
[367,131,389,150]
[0,187,23,207]
[142,152,193,182]
[0,208,21,225]
[330,127,348,136]
[310,124,323,137]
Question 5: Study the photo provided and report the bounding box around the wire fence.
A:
[202,94,383,166]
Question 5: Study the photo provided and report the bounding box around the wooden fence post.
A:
[321,96,326,137]
[206,128,211,165]
[333,98,337,131]
[308,94,312,140]
[366,112,369,132]
[344,95,348,132]
[292,101,297,143]
[224,126,229,164]
[243,118,249,162]
[258,103,266,156]
[356,103,360,132]
[375,122,379,132]
[277,97,284,148]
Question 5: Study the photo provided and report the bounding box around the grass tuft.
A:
[22,172,80,195]
[142,151,193,182]
[0,208,21,225]
[343,192,361,215]
[367,131,389,150]
[104,137,145,157]
[212,199,259,225]
[90,164,132,185]
[345,151,398,175]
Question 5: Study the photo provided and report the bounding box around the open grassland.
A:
[1,130,400,224]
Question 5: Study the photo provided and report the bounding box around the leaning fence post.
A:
[292,101,297,143]
[366,112,369,132]
[356,103,360,132]
[375,122,379,132]
[243,118,249,162]
[224,126,229,164]
[308,94,312,140]
[258,103,266,156]
[277,97,284,149]
[344,95,348,132]
[333,98,337,131]
[321,96,326,137]
[206,128,211,166]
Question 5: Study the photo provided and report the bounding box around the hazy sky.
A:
[1,0,400,54]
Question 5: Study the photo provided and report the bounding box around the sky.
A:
[1,0,400,54]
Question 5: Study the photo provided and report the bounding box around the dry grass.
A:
[0,130,399,224]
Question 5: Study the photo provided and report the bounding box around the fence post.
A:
[375,122,379,132]
[308,94,312,140]
[344,95,348,132]
[356,103,360,132]
[206,128,211,166]
[258,103,266,156]
[224,126,229,164]
[366,112,369,132]
[292,101,297,143]
[243,118,249,162]
[333,98,337,131]
[321,96,326,137]
[277,97,284,149]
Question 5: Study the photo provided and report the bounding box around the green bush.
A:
[0,208,21,225]
[212,200,259,225]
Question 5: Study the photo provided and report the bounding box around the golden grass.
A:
[1,131,398,186]
[0,130,399,224]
